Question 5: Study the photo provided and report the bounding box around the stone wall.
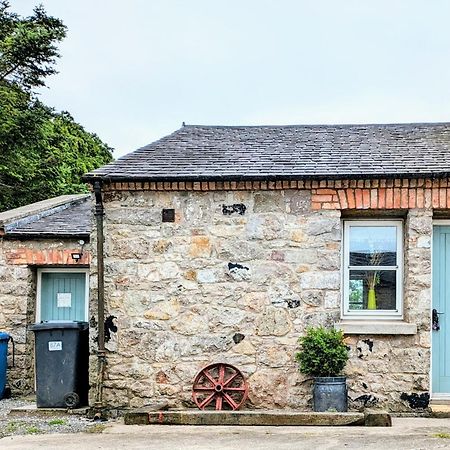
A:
[96,188,433,412]
[0,238,91,395]
[344,209,432,411]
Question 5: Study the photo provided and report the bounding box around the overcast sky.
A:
[15,1,450,158]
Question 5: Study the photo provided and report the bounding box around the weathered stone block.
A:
[171,312,210,335]
[258,344,293,368]
[301,290,324,307]
[232,339,256,356]
[196,269,217,283]
[144,410,366,426]
[364,411,392,427]
[256,307,291,336]
[189,236,212,257]
[286,191,311,213]
[299,271,340,289]
[254,192,285,213]
[124,410,149,425]
[324,291,340,309]
[306,216,339,236]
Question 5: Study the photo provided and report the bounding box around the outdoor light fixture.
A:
[71,252,82,261]
[71,240,85,261]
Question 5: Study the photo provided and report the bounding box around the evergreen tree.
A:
[0,1,113,211]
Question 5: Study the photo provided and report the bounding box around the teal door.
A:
[432,226,450,394]
[39,271,87,322]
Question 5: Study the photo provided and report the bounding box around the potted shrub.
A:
[295,326,349,412]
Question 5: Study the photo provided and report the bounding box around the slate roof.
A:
[84,123,450,182]
[1,195,91,238]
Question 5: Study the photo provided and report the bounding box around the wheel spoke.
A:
[215,396,223,410]
[218,364,225,384]
[223,386,246,391]
[193,386,215,391]
[223,371,239,386]
[202,370,217,386]
[199,392,215,409]
[223,393,238,410]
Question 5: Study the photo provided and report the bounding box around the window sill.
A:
[335,320,417,335]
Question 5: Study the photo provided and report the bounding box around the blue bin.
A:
[0,332,10,400]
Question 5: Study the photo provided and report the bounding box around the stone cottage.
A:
[83,122,450,413]
[0,194,91,394]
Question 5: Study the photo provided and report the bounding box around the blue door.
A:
[39,271,87,322]
[432,226,450,394]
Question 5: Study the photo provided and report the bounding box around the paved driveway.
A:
[1,418,450,449]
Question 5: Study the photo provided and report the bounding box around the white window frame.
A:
[342,220,403,319]
[36,268,90,322]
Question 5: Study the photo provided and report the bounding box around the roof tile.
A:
[85,123,450,180]
[5,198,91,237]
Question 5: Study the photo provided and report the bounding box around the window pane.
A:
[349,226,397,266]
[349,270,397,310]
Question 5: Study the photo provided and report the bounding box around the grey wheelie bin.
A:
[29,322,89,408]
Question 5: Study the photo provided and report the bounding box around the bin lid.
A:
[0,332,10,341]
[29,321,89,331]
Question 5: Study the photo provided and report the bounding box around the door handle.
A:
[433,309,443,331]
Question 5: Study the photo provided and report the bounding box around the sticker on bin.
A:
[48,341,62,351]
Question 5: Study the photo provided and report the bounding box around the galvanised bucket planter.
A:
[313,376,348,412]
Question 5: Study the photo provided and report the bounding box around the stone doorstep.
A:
[8,404,89,417]
[430,398,450,405]
[124,410,392,427]
[430,404,450,418]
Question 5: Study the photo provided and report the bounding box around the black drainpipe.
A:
[93,181,106,409]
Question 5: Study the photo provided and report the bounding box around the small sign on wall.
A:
[57,293,72,308]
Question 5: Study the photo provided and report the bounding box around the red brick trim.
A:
[102,178,446,192]
[101,178,450,210]
[5,249,91,266]
[311,186,450,210]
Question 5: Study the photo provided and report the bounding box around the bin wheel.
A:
[64,392,80,408]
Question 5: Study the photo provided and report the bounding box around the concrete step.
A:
[430,404,450,418]
[124,409,392,427]
[430,398,450,405]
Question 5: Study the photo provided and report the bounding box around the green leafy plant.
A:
[4,421,20,433]
[48,418,67,426]
[433,433,450,439]
[295,326,349,377]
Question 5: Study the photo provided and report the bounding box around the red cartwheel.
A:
[192,363,248,410]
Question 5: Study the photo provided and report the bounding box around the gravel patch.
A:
[0,398,108,438]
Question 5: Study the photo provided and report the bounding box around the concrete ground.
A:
[1,418,450,449]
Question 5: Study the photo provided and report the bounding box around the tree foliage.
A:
[0,2,112,212]
[295,327,349,377]
[0,1,66,90]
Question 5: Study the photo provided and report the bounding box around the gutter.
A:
[2,233,90,240]
[93,181,106,409]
